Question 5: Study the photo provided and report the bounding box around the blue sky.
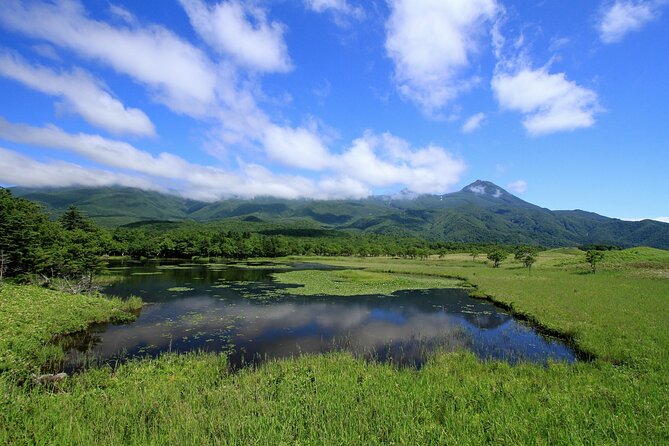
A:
[0,0,667,221]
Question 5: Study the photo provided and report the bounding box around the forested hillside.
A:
[11,180,669,249]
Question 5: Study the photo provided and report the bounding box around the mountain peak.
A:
[461,180,509,198]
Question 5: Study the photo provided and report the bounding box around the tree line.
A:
[1,188,545,290]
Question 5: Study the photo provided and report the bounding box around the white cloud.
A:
[0,0,324,168]
[0,119,466,200]
[316,176,370,199]
[108,4,136,25]
[0,2,469,199]
[0,121,321,200]
[304,0,365,21]
[0,51,155,136]
[492,67,600,135]
[461,112,486,133]
[0,147,161,190]
[385,0,499,114]
[597,1,659,44]
[261,124,334,170]
[337,133,466,194]
[506,180,527,194]
[0,0,217,115]
[622,217,669,223]
[0,118,184,177]
[179,0,292,73]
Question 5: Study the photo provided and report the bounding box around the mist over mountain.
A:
[10,180,669,249]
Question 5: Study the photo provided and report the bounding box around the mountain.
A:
[9,181,669,249]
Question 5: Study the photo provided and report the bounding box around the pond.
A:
[61,260,578,371]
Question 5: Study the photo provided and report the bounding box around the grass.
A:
[0,284,141,379]
[296,253,669,368]
[273,268,465,296]
[1,351,662,445]
[1,250,668,444]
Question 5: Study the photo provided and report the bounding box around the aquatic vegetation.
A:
[273,269,465,296]
[167,287,194,292]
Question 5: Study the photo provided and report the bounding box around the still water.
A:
[62,260,577,371]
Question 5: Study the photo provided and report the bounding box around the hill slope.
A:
[10,181,669,248]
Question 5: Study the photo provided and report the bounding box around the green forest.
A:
[1,187,536,285]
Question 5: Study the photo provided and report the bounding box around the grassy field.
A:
[1,248,668,444]
[0,284,141,379]
[273,268,465,296]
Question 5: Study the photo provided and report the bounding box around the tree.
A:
[522,252,536,271]
[471,248,480,262]
[585,250,605,274]
[514,246,538,272]
[487,249,508,268]
[0,188,54,279]
[59,205,95,231]
[52,229,105,293]
[0,250,9,285]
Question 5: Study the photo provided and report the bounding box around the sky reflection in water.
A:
[63,260,577,370]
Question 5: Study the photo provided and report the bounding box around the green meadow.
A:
[1,248,668,444]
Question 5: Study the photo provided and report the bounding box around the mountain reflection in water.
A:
[61,260,577,371]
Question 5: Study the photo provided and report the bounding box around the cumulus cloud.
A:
[0,122,323,200]
[0,0,327,168]
[597,1,660,43]
[0,51,155,136]
[0,118,186,178]
[385,0,499,114]
[261,124,334,170]
[0,2,468,199]
[179,0,292,73]
[0,147,161,190]
[337,133,466,194]
[0,0,217,115]
[0,119,465,199]
[506,180,527,194]
[461,112,486,133]
[491,67,600,135]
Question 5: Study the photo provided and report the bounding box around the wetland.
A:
[60,259,577,371]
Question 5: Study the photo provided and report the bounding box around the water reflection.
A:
[61,260,577,371]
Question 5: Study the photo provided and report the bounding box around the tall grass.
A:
[0,284,140,378]
[1,250,668,444]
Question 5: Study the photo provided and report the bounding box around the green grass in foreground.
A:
[0,284,140,378]
[273,268,465,296]
[1,249,668,444]
[1,351,662,445]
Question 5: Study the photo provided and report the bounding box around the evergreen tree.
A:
[0,188,54,278]
[59,205,94,231]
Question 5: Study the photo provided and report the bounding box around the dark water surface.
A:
[61,259,577,371]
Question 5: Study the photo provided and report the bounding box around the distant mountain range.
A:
[10,180,669,249]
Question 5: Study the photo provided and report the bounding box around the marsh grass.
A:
[1,250,668,444]
[0,284,140,379]
[1,351,665,445]
[273,268,466,296]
